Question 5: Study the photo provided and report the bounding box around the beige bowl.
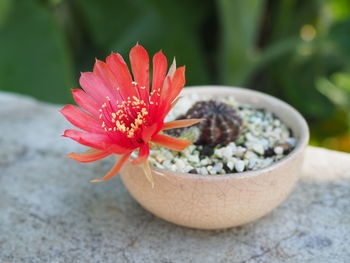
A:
[120,86,309,229]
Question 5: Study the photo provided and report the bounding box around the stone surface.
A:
[0,92,349,263]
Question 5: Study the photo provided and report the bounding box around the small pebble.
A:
[273,119,281,126]
[214,148,223,158]
[175,159,186,170]
[235,160,245,172]
[252,143,264,155]
[248,157,257,169]
[188,155,200,163]
[235,146,246,158]
[200,158,210,165]
[244,151,256,159]
[222,147,234,159]
[189,169,198,174]
[199,167,208,175]
[227,161,234,170]
[274,146,284,155]
[212,163,223,173]
[227,142,237,150]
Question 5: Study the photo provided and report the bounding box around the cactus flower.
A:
[61,44,201,184]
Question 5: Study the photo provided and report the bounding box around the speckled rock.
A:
[0,92,349,263]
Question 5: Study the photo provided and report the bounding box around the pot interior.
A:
[182,86,309,148]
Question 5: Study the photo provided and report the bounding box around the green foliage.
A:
[73,0,211,84]
[0,0,74,103]
[0,0,350,151]
[218,0,264,85]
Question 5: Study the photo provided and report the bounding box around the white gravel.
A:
[148,94,297,175]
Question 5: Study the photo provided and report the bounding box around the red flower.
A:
[61,44,202,183]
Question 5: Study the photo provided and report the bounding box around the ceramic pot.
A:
[120,86,309,229]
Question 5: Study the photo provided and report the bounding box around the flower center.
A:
[99,96,149,138]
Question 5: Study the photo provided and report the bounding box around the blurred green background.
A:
[1,0,350,152]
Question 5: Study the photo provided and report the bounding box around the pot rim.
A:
[149,85,309,180]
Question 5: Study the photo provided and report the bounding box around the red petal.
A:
[151,134,191,151]
[151,51,167,92]
[131,144,150,165]
[63,129,114,150]
[149,51,168,121]
[161,118,204,130]
[66,149,111,163]
[93,60,123,101]
[168,66,185,102]
[160,67,186,118]
[60,105,102,133]
[158,76,173,119]
[91,152,132,182]
[141,123,158,143]
[79,72,115,105]
[150,51,167,108]
[106,53,137,99]
[72,89,100,117]
[130,44,149,99]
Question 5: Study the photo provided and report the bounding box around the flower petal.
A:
[93,60,123,101]
[131,144,150,165]
[90,152,132,182]
[168,66,186,102]
[79,72,115,105]
[151,51,167,93]
[106,53,137,99]
[63,129,114,150]
[72,89,100,117]
[130,44,149,99]
[60,105,102,133]
[151,133,191,151]
[160,67,186,118]
[161,118,204,130]
[141,123,158,143]
[150,50,168,121]
[66,149,111,163]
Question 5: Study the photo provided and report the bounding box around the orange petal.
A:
[141,123,158,143]
[161,118,204,131]
[66,149,111,163]
[131,144,150,165]
[90,152,131,182]
[151,134,191,151]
